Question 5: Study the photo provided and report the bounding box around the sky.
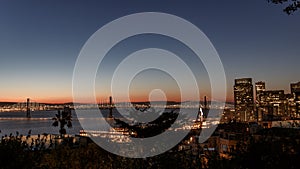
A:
[0,0,299,103]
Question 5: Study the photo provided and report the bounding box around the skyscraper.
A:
[291,82,300,118]
[291,82,300,94]
[234,78,254,122]
[259,90,287,120]
[255,81,265,101]
[255,81,265,122]
[255,81,288,121]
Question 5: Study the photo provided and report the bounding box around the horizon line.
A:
[0,99,234,105]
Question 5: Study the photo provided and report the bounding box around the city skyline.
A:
[1,1,300,103]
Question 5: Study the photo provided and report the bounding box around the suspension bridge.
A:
[13,98,46,118]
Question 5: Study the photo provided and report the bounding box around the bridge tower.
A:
[204,96,207,109]
[197,96,209,121]
[108,96,113,118]
[26,98,31,118]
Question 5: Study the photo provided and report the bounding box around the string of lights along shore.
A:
[234,78,300,124]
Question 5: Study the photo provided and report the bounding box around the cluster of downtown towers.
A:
[234,78,300,122]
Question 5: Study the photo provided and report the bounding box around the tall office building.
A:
[291,82,300,93]
[255,81,287,121]
[291,82,300,118]
[255,81,265,101]
[255,81,265,122]
[234,78,254,122]
[259,90,287,120]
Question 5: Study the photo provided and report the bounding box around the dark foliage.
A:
[268,0,300,14]
[1,129,300,169]
[114,110,178,137]
[52,107,72,135]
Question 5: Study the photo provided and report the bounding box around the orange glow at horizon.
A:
[0,97,73,104]
[0,94,232,104]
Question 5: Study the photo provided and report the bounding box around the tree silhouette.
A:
[52,106,72,135]
[114,109,179,138]
[268,0,300,14]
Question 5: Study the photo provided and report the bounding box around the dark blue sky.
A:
[0,0,299,102]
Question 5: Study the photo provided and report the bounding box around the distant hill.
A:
[0,102,17,106]
[131,101,180,105]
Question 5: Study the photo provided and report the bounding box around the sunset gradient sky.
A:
[1,0,300,103]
